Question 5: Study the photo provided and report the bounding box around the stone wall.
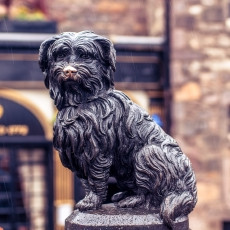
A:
[48,0,149,35]
[2,0,164,36]
[47,0,164,36]
[171,1,230,229]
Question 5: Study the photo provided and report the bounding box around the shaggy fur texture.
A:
[39,31,197,229]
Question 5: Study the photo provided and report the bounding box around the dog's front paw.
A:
[75,191,102,211]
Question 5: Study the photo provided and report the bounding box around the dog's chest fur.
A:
[53,90,165,176]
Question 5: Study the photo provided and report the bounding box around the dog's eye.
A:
[57,52,66,59]
[79,53,89,59]
[54,49,70,60]
[78,51,94,60]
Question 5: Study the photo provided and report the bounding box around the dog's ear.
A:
[39,35,61,88]
[94,38,116,72]
[39,37,57,72]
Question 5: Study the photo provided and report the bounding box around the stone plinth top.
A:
[65,204,189,230]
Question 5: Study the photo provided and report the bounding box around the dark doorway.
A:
[0,140,53,230]
[223,221,230,230]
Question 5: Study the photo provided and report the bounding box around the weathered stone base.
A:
[65,204,189,230]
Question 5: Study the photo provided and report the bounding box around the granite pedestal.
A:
[65,204,189,230]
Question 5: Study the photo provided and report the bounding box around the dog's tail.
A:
[158,139,197,229]
[160,179,197,229]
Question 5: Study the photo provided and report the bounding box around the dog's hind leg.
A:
[117,145,163,209]
[115,147,153,209]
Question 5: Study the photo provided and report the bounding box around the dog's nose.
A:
[63,66,77,78]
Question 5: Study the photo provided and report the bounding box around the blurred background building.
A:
[0,0,229,230]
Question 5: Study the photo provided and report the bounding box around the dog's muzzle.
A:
[63,65,77,79]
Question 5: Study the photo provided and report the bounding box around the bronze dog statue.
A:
[39,31,197,229]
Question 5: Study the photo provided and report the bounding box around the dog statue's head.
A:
[39,31,116,109]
